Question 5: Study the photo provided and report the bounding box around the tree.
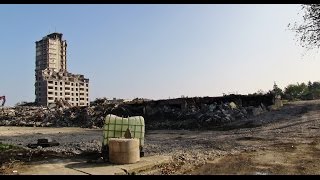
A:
[305,81,320,99]
[311,81,320,90]
[308,81,312,89]
[283,83,308,100]
[289,4,320,50]
[271,82,283,96]
[254,89,266,95]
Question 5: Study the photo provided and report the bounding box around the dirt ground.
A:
[1,100,320,175]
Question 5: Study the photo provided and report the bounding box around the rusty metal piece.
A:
[124,128,132,139]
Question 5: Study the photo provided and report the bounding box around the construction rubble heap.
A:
[0,94,277,130]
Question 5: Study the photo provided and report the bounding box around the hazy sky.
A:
[1,4,320,106]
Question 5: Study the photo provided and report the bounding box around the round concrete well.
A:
[108,138,140,164]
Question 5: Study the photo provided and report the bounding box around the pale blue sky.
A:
[1,4,319,106]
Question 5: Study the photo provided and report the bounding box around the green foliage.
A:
[271,82,283,96]
[283,83,307,100]
[0,142,19,152]
[282,81,320,101]
[250,81,320,101]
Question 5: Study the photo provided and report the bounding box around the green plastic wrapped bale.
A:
[102,114,145,148]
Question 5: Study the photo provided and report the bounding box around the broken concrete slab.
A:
[19,155,171,175]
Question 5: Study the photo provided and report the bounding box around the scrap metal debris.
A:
[27,138,60,148]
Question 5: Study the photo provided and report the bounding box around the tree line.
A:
[254,81,320,101]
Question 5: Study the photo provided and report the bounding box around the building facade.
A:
[35,33,89,107]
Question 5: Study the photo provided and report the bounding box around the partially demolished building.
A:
[35,33,89,106]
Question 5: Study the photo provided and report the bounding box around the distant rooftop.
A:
[35,32,64,43]
[43,32,63,40]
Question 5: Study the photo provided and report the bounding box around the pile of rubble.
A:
[0,106,97,128]
[0,103,267,129]
[0,98,270,130]
[144,102,268,130]
[0,106,51,127]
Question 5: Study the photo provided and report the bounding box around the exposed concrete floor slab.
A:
[18,155,171,175]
